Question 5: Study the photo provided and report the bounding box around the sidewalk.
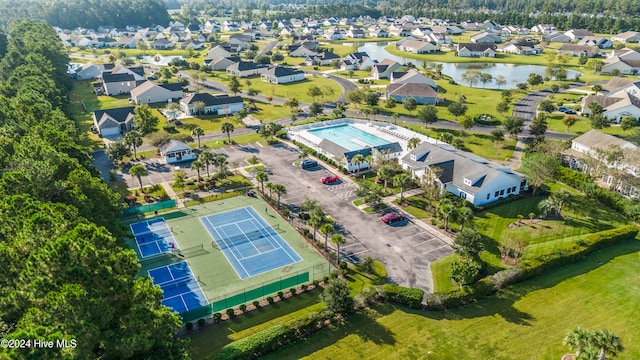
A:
[160,181,184,208]
[381,189,454,246]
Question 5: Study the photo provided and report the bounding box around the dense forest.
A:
[0,20,187,359]
[0,0,169,29]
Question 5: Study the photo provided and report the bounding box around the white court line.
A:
[202,216,246,279]
[232,222,261,255]
[239,247,280,260]
[243,211,281,252]
[247,208,299,263]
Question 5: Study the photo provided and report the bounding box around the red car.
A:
[381,212,404,224]
[321,175,340,184]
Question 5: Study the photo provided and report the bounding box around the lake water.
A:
[136,55,185,66]
[355,42,581,90]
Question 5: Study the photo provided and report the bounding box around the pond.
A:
[135,55,185,66]
[354,42,582,90]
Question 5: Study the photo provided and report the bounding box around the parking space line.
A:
[349,249,370,256]
[341,243,363,249]
[391,227,415,234]
[401,232,428,240]
[422,245,451,255]
[410,238,437,247]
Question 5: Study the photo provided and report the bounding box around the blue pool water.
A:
[308,124,390,151]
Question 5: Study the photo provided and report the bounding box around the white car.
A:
[323,74,330,78]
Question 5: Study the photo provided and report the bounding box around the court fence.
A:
[180,262,332,323]
[121,199,176,217]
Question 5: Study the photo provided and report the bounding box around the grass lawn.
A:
[250,76,342,103]
[473,183,630,270]
[430,255,459,293]
[67,81,103,149]
[263,239,640,359]
[251,101,290,122]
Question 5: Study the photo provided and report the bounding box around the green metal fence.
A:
[121,199,176,217]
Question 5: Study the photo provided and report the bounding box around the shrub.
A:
[290,288,297,296]
[341,268,349,276]
[277,291,284,299]
[312,280,319,287]
[383,284,424,309]
[330,271,339,279]
[302,228,313,239]
[322,276,329,283]
[252,300,260,308]
[163,124,177,133]
[197,318,206,327]
[239,304,247,312]
[213,313,222,322]
[339,261,348,269]
[475,194,521,212]
[301,284,308,291]
[226,308,235,317]
[267,296,274,304]
[185,322,194,330]
[275,129,288,139]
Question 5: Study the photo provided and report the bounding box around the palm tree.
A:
[393,172,412,203]
[331,233,346,266]
[458,207,474,231]
[124,130,143,159]
[129,164,148,190]
[272,183,287,209]
[191,126,204,148]
[173,170,186,194]
[592,329,623,360]
[221,122,235,144]
[265,182,274,199]
[407,137,421,150]
[256,171,268,193]
[191,160,204,181]
[308,215,323,242]
[199,151,215,178]
[319,223,335,251]
[377,165,395,192]
[564,327,593,358]
[351,153,365,176]
[439,198,455,231]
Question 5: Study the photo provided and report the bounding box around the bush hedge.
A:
[474,194,522,212]
[215,311,332,360]
[425,225,638,310]
[557,167,639,221]
[383,284,424,309]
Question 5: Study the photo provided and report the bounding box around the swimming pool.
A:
[308,124,390,151]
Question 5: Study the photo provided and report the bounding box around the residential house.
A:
[562,129,639,196]
[341,52,377,71]
[116,36,137,48]
[222,20,239,32]
[388,24,411,37]
[557,44,600,57]
[226,61,268,77]
[109,64,145,80]
[73,62,103,80]
[611,31,640,43]
[397,40,439,54]
[288,43,318,57]
[427,32,451,44]
[530,24,557,34]
[369,27,389,38]
[207,44,234,59]
[159,139,197,164]
[497,42,542,55]
[386,83,439,105]
[324,27,345,40]
[578,36,613,49]
[580,92,640,124]
[92,106,135,137]
[602,48,640,75]
[564,29,594,41]
[390,69,437,88]
[204,20,221,33]
[544,32,572,43]
[170,32,191,43]
[261,66,306,84]
[601,77,640,96]
[456,43,497,57]
[470,31,502,44]
[346,27,366,38]
[503,25,529,35]
[180,39,204,50]
[371,59,401,79]
[305,51,340,66]
[151,38,174,50]
[400,142,527,206]
[129,81,183,105]
[228,34,253,50]
[204,56,240,71]
[179,93,244,116]
[100,73,143,96]
[412,27,432,38]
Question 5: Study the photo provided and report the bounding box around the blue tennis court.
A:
[148,262,207,314]
[200,207,302,279]
[130,218,178,258]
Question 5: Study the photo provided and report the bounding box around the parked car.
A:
[323,73,330,78]
[300,159,318,169]
[381,212,404,224]
[321,175,339,184]
[564,110,577,115]
[557,106,571,113]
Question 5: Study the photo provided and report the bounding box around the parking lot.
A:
[257,143,453,293]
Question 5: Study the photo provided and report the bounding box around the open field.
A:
[263,239,640,360]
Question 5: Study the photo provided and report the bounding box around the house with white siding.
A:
[92,107,135,137]
[261,66,305,84]
[129,81,183,105]
[179,93,244,116]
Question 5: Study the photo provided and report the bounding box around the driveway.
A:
[255,144,452,293]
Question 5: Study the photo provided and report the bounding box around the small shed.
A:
[159,139,197,164]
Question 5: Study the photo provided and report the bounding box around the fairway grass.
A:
[263,240,640,360]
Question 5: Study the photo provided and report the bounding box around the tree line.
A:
[0,0,169,29]
[0,20,187,359]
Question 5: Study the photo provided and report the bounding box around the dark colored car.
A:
[381,212,404,224]
[300,159,318,169]
[321,175,339,184]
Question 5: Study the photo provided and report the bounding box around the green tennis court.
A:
[125,194,332,321]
